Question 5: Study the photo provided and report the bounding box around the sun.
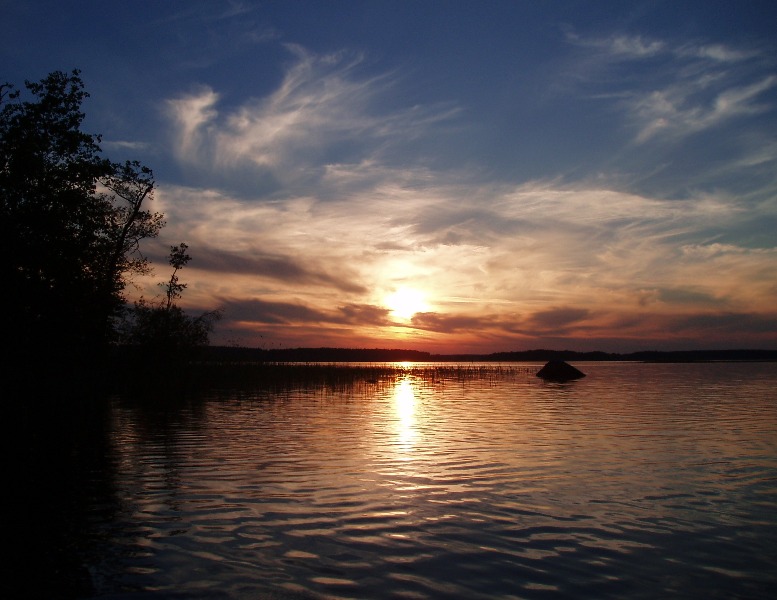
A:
[385,287,429,320]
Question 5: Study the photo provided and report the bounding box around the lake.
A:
[15,362,777,599]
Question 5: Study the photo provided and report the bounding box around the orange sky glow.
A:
[134,179,777,353]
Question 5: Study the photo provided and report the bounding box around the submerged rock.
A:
[536,360,586,382]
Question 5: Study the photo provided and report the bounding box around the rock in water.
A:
[536,360,586,381]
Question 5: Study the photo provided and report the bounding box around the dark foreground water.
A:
[13,362,777,599]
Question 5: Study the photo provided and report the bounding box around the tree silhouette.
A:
[123,243,220,370]
[165,242,191,310]
[0,70,163,369]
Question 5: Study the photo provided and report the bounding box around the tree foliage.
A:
[0,70,163,363]
[165,242,191,310]
[123,244,221,367]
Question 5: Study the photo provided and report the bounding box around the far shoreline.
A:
[201,347,777,364]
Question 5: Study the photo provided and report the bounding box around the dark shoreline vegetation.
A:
[9,345,777,404]
[202,345,777,364]
[110,345,777,398]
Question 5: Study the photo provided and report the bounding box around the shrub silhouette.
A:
[122,243,220,371]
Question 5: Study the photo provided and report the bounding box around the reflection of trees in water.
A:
[7,396,211,599]
[113,396,210,514]
[7,401,119,599]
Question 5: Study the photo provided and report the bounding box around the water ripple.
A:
[93,363,777,599]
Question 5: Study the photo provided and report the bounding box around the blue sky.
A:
[3,1,777,352]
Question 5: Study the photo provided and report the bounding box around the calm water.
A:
[37,363,777,598]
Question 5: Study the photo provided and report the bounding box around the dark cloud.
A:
[411,312,497,334]
[527,307,591,331]
[219,298,391,328]
[336,303,391,326]
[412,308,595,338]
[669,311,777,335]
[657,287,726,307]
[373,241,415,252]
[220,298,331,325]
[194,248,368,294]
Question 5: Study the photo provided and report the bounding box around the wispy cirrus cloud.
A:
[565,32,776,143]
[566,32,665,58]
[569,32,757,64]
[676,43,758,63]
[165,45,459,185]
[101,140,151,152]
[167,87,219,162]
[632,74,777,142]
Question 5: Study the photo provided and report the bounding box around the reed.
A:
[186,361,535,392]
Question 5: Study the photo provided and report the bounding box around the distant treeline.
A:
[203,347,777,363]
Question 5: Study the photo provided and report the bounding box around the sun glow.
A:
[385,287,429,320]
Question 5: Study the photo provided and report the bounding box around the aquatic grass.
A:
[187,361,536,393]
[400,363,535,385]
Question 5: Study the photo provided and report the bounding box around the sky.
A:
[3,0,777,353]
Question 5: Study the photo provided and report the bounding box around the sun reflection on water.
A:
[393,377,417,450]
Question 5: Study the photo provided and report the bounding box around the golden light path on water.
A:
[393,377,417,451]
